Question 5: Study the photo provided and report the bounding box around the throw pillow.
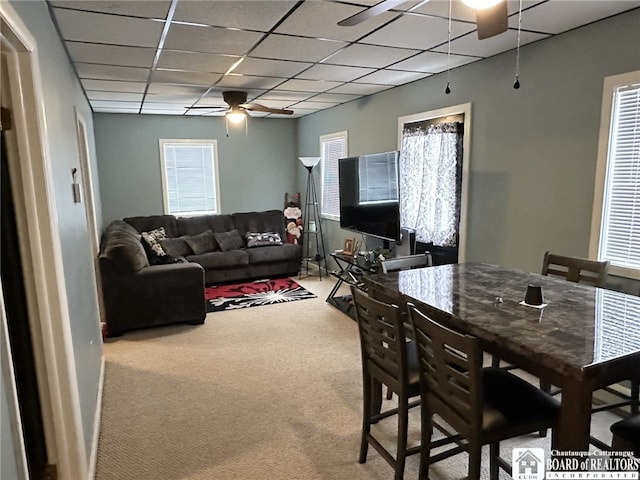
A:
[214,229,244,252]
[184,230,218,255]
[245,232,283,248]
[141,227,168,258]
[160,236,193,257]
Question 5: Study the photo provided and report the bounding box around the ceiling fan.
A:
[338,0,508,40]
[187,91,294,123]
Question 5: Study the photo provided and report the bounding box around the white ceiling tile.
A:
[156,50,239,73]
[76,63,150,82]
[411,0,545,22]
[360,14,476,50]
[274,79,343,93]
[250,34,346,62]
[146,84,209,96]
[296,64,375,82]
[92,106,140,113]
[234,58,312,78]
[152,69,221,86]
[327,83,392,95]
[173,0,297,31]
[163,23,263,55]
[141,109,190,115]
[433,29,549,57]
[90,100,142,109]
[144,93,205,104]
[52,8,163,47]
[275,1,396,42]
[82,79,147,93]
[51,1,172,19]
[387,51,479,73]
[255,91,315,102]
[355,69,431,85]
[509,0,640,34]
[216,74,285,90]
[66,42,156,68]
[86,91,144,101]
[310,92,361,103]
[323,44,420,68]
[246,98,294,109]
[292,101,340,110]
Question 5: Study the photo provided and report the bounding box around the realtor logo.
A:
[512,448,545,480]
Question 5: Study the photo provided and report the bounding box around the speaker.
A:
[396,228,416,256]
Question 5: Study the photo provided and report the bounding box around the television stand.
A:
[326,252,378,319]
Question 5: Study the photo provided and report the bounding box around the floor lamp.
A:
[299,157,327,278]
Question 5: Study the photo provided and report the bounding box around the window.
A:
[159,139,220,216]
[590,71,640,278]
[320,131,347,220]
[358,152,398,204]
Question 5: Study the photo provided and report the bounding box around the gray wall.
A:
[94,114,298,225]
[297,8,640,287]
[7,0,103,466]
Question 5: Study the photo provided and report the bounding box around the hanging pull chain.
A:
[445,0,452,94]
[514,0,523,89]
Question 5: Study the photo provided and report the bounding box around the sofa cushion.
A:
[245,232,283,248]
[184,230,218,255]
[124,215,177,237]
[101,221,150,274]
[214,229,244,251]
[186,250,249,269]
[231,210,286,238]
[176,214,234,236]
[246,243,302,264]
[160,236,193,257]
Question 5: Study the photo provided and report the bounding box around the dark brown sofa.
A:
[99,210,301,336]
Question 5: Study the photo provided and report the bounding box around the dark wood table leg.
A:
[553,380,592,451]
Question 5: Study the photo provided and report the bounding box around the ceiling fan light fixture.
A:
[461,0,503,9]
[225,107,246,124]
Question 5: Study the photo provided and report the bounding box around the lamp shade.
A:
[299,157,321,169]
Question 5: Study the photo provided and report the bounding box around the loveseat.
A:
[99,210,301,336]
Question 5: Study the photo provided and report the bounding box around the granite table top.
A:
[363,262,640,384]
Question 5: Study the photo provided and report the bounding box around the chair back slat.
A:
[409,305,483,428]
[352,288,408,392]
[541,251,609,287]
[381,253,433,274]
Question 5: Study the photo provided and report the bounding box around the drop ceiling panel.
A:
[151,70,220,86]
[412,0,544,22]
[250,34,346,62]
[146,84,210,96]
[144,93,206,104]
[387,51,479,73]
[292,101,341,110]
[274,78,343,92]
[90,100,144,109]
[173,0,297,31]
[360,14,476,50]
[255,91,316,102]
[163,23,263,55]
[86,91,144,102]
[508,0,640,34]
[297,64,375,82]
[323,44,420,68]
[156,51,239,73]
[215,75,284,90]
[234,58,312,78]
[310,92,361,103]
[52,8,164,47]
[76,63,150,82]
[354,69,430,85]
[66,42,156,68]
[81,79,147,93]
[327,83,392,95]
[434,29,549,57]
[50,1,172,19]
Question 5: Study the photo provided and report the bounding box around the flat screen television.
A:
[338,151,401,242]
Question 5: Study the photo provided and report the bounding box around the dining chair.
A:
[408,304,560,480]
[610,414,640,456]
[541,250,609,286]
[350,286,421,480]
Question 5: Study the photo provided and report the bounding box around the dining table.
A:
[362,261,640,451]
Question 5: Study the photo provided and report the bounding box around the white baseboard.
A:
[88,355,105,480]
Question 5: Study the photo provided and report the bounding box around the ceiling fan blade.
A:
[475,1,508,40]
[241,103,294,115]
[337,0,407,27]
[185,106,226,110]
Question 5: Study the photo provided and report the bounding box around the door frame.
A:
[1,3,87,479]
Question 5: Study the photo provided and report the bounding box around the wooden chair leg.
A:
[359,373,372,463]
[419,405,433,480]
[468,443,482,480]
[395,397,409,480]
[489,442,500,480]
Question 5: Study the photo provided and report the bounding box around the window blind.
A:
[320,134,347,219]
[162,141,218,215]
[595,289,640,362]
[599,83,640,269]
[358,152,398,204]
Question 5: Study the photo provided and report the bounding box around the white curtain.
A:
[400,123,461,246]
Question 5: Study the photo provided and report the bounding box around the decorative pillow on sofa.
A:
[184,230,218,255]
[245,232,283,248]
[160,236,193,257]
[214,229,244,252]
[141,227,168,258]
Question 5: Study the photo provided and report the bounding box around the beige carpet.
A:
[95,276,621,480]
